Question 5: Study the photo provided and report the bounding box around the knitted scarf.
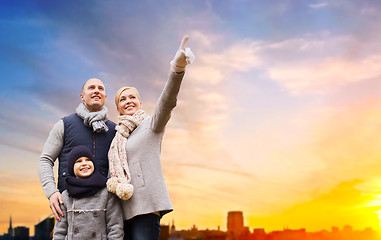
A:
[65,171,107,198]
[76,103,109,132]
[107,109,148,200]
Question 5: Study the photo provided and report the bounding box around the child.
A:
[53,146,124,240]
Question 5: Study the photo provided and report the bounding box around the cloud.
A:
[310,98,381,170]
[251,32,381,95]
[168,31,381,99]
[309,2,328,9]
[187,35,261,85]
[267,54,381,94]
[360,7,378,16]
[0,95,68,155]
[200,41,261,73]
[171,32,264,137]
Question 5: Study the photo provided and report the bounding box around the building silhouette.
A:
[8,216,13,238]
[227,211,244,236]
[252,228,266,240]
[171,219,176,235]
[160,224,170,240]
[1,210,381,240]
[14,227,29,240]
[0,217,29,240]
[227,211,247,239]
[163,211,380,240]
[34,215,54,240]
[0,216,14,240]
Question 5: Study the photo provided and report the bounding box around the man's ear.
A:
[80,93,84,101]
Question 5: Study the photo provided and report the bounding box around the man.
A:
[38,78,116,221]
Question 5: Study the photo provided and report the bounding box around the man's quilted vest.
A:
[57,113,116,192]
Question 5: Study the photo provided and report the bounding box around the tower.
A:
[171,219,176,234]
[8,216,14,237]
[227,211,244,236]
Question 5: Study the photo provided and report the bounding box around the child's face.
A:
[73,156,94,179]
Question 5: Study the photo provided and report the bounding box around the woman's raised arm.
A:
[151,35,195,132]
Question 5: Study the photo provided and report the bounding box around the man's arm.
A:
[52,193,68,240]
[38,120,65,220]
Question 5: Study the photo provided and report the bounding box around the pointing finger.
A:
[179,35,189,50]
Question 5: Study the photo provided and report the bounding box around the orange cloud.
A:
[268,55,381,94]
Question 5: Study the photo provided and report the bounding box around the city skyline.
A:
[1,211,379,237]
[1,0,381,234]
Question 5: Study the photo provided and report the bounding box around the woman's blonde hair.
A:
[114,86,141,107]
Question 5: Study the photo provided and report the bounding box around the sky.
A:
[1,0,381,235]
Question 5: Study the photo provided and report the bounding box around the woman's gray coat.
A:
[121,72,184,220]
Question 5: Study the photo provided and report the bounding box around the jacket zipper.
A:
[93,133,96,160]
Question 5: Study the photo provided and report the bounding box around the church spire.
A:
[171,218,176,234]
[8,216,13,236]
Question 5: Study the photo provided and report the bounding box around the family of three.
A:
[38,36,195,239]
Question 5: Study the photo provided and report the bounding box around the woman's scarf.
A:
[65,171,107,198]
[76,103,109,132]
[107,109,148,200]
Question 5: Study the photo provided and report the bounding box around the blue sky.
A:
[1,0,381,234]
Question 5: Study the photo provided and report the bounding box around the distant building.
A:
[14,226,29,240]
[0,216,14,240]
[332,226,339,233]
[171,219,176,235]
[227,211,244,236]
[169,219,184,240]
[202,229,227,240]
[8,216,13,237]
[253,228,266,240]
[160,224,170,240]
[34,215,54,240]
[0,234,13,240]
[268,228,306,240]
[343,225,353,232]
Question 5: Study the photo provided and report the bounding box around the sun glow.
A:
[376,209,381,228]
[356,179,381,229]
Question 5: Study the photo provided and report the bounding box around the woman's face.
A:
[117,88,142,116]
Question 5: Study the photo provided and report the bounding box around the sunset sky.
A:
[1,0,381,235]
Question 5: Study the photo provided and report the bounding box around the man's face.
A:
[81,78,107,112]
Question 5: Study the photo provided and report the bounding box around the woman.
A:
[107,36,194,240]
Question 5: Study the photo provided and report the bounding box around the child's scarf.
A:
[65,171,107,198]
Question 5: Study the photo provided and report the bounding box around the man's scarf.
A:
[76,103,109,132]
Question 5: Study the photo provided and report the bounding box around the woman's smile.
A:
[117,89,142,116]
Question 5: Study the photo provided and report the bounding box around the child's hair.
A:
[67,146,93,176]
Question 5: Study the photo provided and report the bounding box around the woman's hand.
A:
[170,35,195,72]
